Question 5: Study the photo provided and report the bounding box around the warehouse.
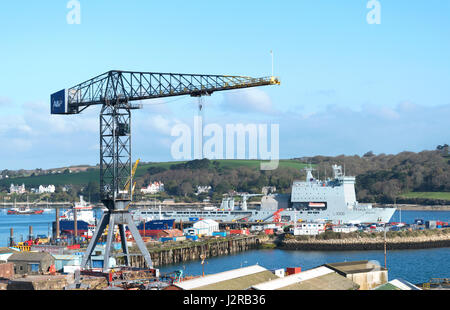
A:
[8,252,55,275]
[185,219,219,236]
[51,254,82,273]
[323,260,388,290]
[250,266,359,290]
[0,247,17,262]
[166,265,279,290]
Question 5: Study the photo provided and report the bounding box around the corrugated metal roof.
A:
[193,219,219,228]
[195,271,278,290]
[374,282,400,290]
[0,247,15,254]
[324,260,386,275]
[8,252,54,262]
[175,265,271,290]
[251,266,334,290]
[278,272,359,290]
[375,279,421,290]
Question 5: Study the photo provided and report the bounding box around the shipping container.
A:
[160,237,173,242]
[212,231,227,237]
[286,267,301,275]
[229,229,249,235]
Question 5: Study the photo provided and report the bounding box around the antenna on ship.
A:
[384,222,387,269]
[270,50,274,77]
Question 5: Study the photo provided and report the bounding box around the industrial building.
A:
[374,279,422,290]
[164,260,387,290]
[0,247,17,262]
[293,222,326,236]
[0,262,14,279]
[184,219,219,236]
[250,266,359,290]
[51,254,82,273]
[7,252,55,275]
[323,260,388,290]
[166,265,279,290]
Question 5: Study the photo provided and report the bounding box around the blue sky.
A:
[0,1,449,169]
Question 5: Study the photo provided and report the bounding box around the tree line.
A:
[297,148,450,204]
[141,148,450,204]
[2,147,448,205]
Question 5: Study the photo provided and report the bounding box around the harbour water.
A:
[158,247,450,285]
[0,209,449,284]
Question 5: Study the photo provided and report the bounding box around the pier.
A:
[116,236,259,267]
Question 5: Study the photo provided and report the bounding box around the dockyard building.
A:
[323,260,388,290]
[7,251,55,275]
[250,266,359,290]
[165,265,279,290]
[374,279,421,290]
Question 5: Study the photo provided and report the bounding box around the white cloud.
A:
[1,95,448,169]
[0,96,11,106]
[221,88,275,114]
[278,102,450,157]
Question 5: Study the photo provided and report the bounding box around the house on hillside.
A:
[141,182,165,194]
[9,183,26,194]
[38,185,56,194]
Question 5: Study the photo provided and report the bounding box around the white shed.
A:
[191,219,219,236]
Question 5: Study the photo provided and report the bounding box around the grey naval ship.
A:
[132,165,396,225]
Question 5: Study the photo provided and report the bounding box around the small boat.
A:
[7,197,44,215]
[42,199,53,212]
[8,207,44,215]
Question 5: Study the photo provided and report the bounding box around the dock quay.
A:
[117,235,260,267]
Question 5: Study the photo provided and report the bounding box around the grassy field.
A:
[399,192,450,201]
[0,159,307,187]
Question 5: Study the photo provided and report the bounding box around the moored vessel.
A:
[131,164,396,225]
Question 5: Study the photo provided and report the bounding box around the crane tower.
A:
[50,70,280,272]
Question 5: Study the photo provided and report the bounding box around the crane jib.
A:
[50,70,280,114]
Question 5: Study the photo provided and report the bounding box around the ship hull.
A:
[7,210,44,215]
[132,206,396,225]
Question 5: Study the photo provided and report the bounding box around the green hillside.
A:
[399,192,450,201]
[0,159,307,187]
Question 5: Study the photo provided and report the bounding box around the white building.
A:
[141,181,164,194]
[293,222,325,236]
[184,219,219,236]
[38,185,56,194]
[10,183,26,194]
[196,185,212,195]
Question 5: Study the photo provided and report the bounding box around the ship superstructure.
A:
[288,165,396,224]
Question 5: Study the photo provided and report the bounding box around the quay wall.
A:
[276,234,450,251]
[119,236,259,268]
[117,232,450,268]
